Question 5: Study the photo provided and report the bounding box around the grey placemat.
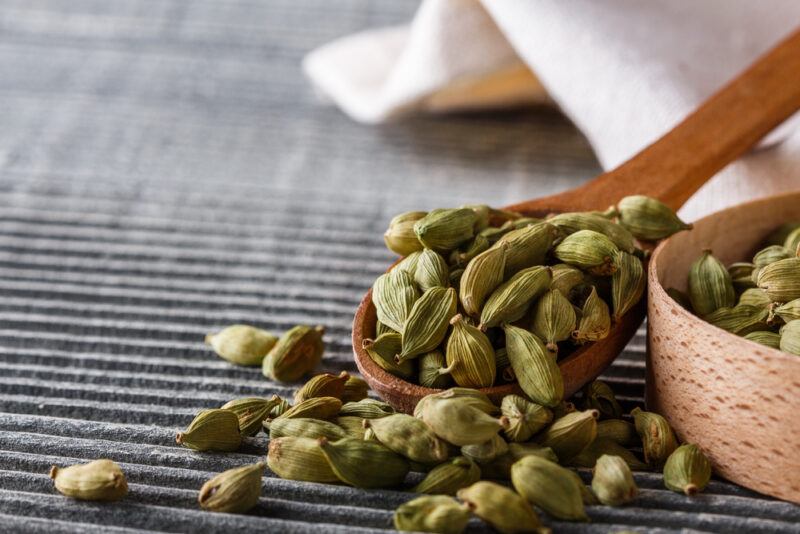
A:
[0,0,798,532]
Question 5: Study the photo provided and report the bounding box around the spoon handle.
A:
[513,27,800,214]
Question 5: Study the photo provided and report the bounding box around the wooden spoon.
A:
[353,28,800,413]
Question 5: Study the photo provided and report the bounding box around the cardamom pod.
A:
[511,455,589,521]
[269,417,348,441]
[508,443,559,464]
[205,324,277,366]
[688,250,735,316]
[531,288,577,354]
[461,434,509,465]
[536,409,598,461]
[267,436,339,483]
[418,349,453,389]
[372,269,419,333]
[757,257,800,302]
[384,211,426,256]
[459,244,507,317]
[269,396,291,418]
[728,262,756,291]
[572,286,611,344]
[738,287,771,308]
[568,438,648,471]
[503,324,563,408]
[198,462,265,513]
[743,330,782,349]
[780,320,800,355]
[550,263,586,296]
[398,287,457,362]
[395,250,423,275]
[415,248,450,291]
[294,371,349,403]
[49,459,127,501]
[753,245,794,269]
[272,396,342,422]
[549,211,636,253]
[611,251,646,322]
[663,443,712,495]
[334,416,367,439]
[596,419,639,447]
[220,396,279,437]
[631,407,678,467]
[413,387,498,418]
[338,398,395,419]
[581,380,623,419]
[479,266,552,329]
[412,456,481,495]
[262,324,325,382]
[614,195,691,240]
[393,495,471,534]
[554,229,620,276]
[449,235,490,268]
[591,454,638,505]
[176,409,241,452]
[493,222,557,277]
[318,437,410,488]
[773,297,800,322]
[458,481,544,534]
[362,333,415,380]
[704,304,769,335]
[341,375,369,403]
[414,208,477,253]
[419,397,507,446]
[445,314,496,388]
[501,394,553,443]
[366,413,449,464]
[784,226,800,253]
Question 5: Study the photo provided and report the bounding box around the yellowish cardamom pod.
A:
[445,314,496,388]
[508,443,559,464]
[413,387,498,418]
[688,250,736,316]
[503,324,563,408]
[773,297,800,322]
[554,229,620,276]
[611,251,646,322]
[591,454,638,506]
[294,371,349,403]
[366,413,449,464]
[459,244,507,317]
[318,437,410,488]
[531,288,577,354]
[493,222,557,277]
[631,407,678,467]
[536,409,598,461]
[738,288,771,308]
[510,455,589,521]
[272,396,342,422]
[780,320,800,355]
[549,211,636,253]
[413,208,477,253]
[479,266,552,329]
[220,396,279,437]
[663,443,712,495]
[412,456,481,495]
[458,481,544,534]
[205,324,277,366]
[568,437,648,471]
[395,250,424,275]
[419,397,507,446]
[753,245,794,270]
[550,263,586,295]
[615,195,692,241]
[176,409,241,452]
[414,248,450,291]
[757,257,800,303]
[501,394,553,443]
[362,333,415,380]
[581,380,623,419]
[572,286,611,344]
[418,349,453,389]
[338,398,395,419]
[262,324,325,382]
[743,330,782,349]
[198,462,265,513]
[384,211,426,256]
[394,495,471,534]
[372,269,419,334]
[49,459,127,501]
[269,396,291,418]
[398,287,458,362]
[596,419,639,446]
[704,304,769,335]
[461,434,509,465]
[341,375,370,403]
[267,436,339,483]
[268,417,348,441]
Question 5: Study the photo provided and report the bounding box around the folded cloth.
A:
[304,0,800,219]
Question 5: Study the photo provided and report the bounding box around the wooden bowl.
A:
[648,191,800,504]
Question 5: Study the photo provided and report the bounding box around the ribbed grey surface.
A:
[0,1,798,532]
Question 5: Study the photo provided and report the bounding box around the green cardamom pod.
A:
[549,211,636,253]
[449,235,490,268]
[572,286,611,344]
[738,287,771,308]
[412,456,481,495]
[458,481,544,534]
[460,434,509,465]
[784,226,800,253]
[508,443,559,464]
[362,333,415,380]
[753,245,794,269]
[493,222,557,277]
[568,437,648,471]
[294,371,349,403]
[614,195,691,241]
[395,250,423,275]
[372,269,419,333]
[414,208,477,253]
[631,407,678,467]
[268,417,348,441]
[780,320,800,355]
[743,330,782,349]
[501,394,553,443]
[415,248,450,291]
[318,437,410,488]
[728,261,756,291]
[503,324,563,408]
[338,398,395,419]
[550,263,586,296]
[418,349,453,389]
[49,459,127,501]
[773,298,800,322]
[398,287,457,362]
[511,455,589,521]
[531,288,577,354]
[757,257,800,303]
[459,244,507,317]
[663,443,712,495]
[220,396,279,437]
[267,436,339,483]
[269,396,291,418]
[704,304,769,335]
[419,397,507,446]
[688,250,736,316]
[581,380,623,419]
[262,325,325,382]
[384,211,426,256]
[596,419,639,447]
[536,409,599,461]
[413,387,498,418]
[341,375,369,403]
[445,314,496,388]
[554,229,620,276]
[334,416,367,439]
[612,251,646,322]
[393,495,471,534]
[591,454,638,505]
[198,462,265,513]
[479,266,552,329]
[272,396,342,422]
[205,324,277,366]
[176,409,241,452]
[366,413,449,464]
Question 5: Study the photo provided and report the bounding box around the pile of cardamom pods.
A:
[671,222,800,355]
[368,195,691,392]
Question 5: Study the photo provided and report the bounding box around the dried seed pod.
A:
[269,417,348,441]
[267,436,339,483]
[269,396,291,418]
[493,222,557,277]
[445,314,496,388]
[615,195,692,241]
[419,397,507,446]
[596,419,639,447]
[338,398,395,419]
[728,262,756,291]
[479,266,552,329]
[508,443,560,464]
[773,298,800,323]
[362,334,415,380]
[572,286,611,344]
[263,325,325,383]
[738,288,771,308]
[398,287,458,362]
[612,251,646,322]
[757,258,800,302]
[550,263,586,295]
[372,269,419,334]
[294,371,349,403]
[780,320,800,355]
[536,410,599,461]
[753,245,794,269]
[205,325,277,366]
[511,455,589,521]
[663,443,712,495]
[341,375,369,403]
[334,416,368,439]
[531,288,577,354]
[503,324,563,408]
[366,413,449,464]
[461,203,491,231]
[198,462,265,513]
[459,244,507,317]
[458,481,544,534]
[567,438,648,471]
[418,350,454,389]
[688,250,736,316]
[414,248,450,291]
[591,454,638,506]
[743,330,782,349]
[318,437,410,489]
[221,396,279,437]
[549,211,637,253]
[554,229,620,276]
[271,396,341,422]
[461,434,509,465]
[384,211,426,256]
[414,208,477,253]
[501,394,553,443]
[581,380,623,419]
[704,304,770,335]
[395,250,423,275]
[449,235,490,268]
[393,495,471,534]
[412,456,481,495]
[49,459,127,501]
[413,387,498,419]
[631,407,678,467]
[176,409,241,452]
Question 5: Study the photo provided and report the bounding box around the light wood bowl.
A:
[648,190,800,504]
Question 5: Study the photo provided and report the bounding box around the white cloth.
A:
[303,0,800,220]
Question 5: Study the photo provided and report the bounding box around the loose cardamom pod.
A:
[220,396,279,437]
[753,245,794,269]
[318,437,410,488]
[572,286,611,344]
[419,397,507,446]
[393,495,471,534]
[531,288,577,354]
[548,211,636,253]
[581,380,623,419]
[773,298,800,322]
[398,287,457,362]
[341,375,369,403]
[614,195,691,241]
[294,371,349,403]
[493,222,557,277]
[511,455,589,521]
[596,419,639,447]
[631,407,678,467]
[269,396,291,418]
[338,398,395,419]
[688,250,735,316]
[418,349,453,389]
[536,409,599,461]
[362,333,415,380]
[503,324,563,408]
[415,248,450,291]
[269,417,348,441]
[743,330,782,349]
[267,436,339,483]
[262,325,325,382]
[412,456,481,495]
[738,287,771,308]
[663,443,712,495]
[757,257,800,303]
[366,413,449,464]
[554,229,620,276]
[460,434,509,465]
[176,409,241,452]
[445,314,496,388]
[272,396,342,422]
[567,438,648,471]
[205,325,277,366]
[49,459,127,501]
[591,454,638,505]
[704,304,769,335]
[501,394,553,443]
[414,387,498,418]
[508,443,560,464]
[728,262,756,291]
[550,263,586,296]
[458,481,544,534]
[334,416,367,439]
[384,211,426,256]
[414,208,477,253]
[372,269,419,333]
[780,320,800,355]
[612,251,646,322]
[479,266,552,329]
[198,462,265,513]
[459,244,507,317]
